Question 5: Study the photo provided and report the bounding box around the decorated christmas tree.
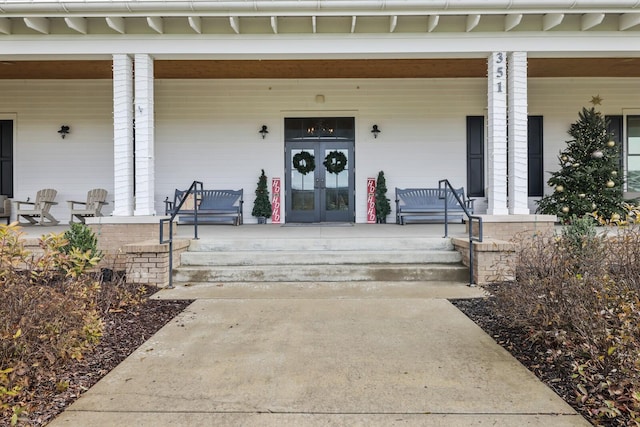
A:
[375,170,391,223]
[251,169,272,222]
[537,106,623,223]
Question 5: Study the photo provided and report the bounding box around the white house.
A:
[0,0,639,225]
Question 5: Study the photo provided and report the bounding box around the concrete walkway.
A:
[48,282,590,427]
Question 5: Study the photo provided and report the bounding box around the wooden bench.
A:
[395,187,474,225]
[165,189,243,226]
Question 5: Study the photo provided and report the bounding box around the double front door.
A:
[284,118,355,223]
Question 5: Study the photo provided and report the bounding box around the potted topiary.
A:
[251,169,272,224]
[375,170,391,223]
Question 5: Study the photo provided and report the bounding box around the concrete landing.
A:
[49,297,589,427]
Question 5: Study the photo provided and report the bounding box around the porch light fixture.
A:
[259,125,269,139]
[371,124,380,138]
[58,125,70,139]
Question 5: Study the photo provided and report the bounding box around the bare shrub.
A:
[0,223,147,424]
[490,224,640,425]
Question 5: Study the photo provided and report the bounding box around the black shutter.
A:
[0,120,13,197]
[605,115,623,174]
[527,116,543,197]
[466,116,484,197]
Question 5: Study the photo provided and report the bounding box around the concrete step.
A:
[173,263,469,283]
[187,237,454,252]
[154,281,484,300]
[180,249,462,266]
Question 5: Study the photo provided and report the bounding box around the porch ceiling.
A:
[1,58,639,79]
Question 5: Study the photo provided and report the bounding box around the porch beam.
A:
[466,14,481,32]
[487,51,509,215]
[106,17,125,34]
[543,13,564,31]
[147,16,163,34]
[188,16,202,34]
[581,13,605,31]
[112,54,134,216]
[504,14,522,31]
[0,18,10,35]
[620,13,640,30]
[133,54,156,216]
[508,51,530,215]
[427,15,439,32]
[64,17,87,34]
[24,17,49,34]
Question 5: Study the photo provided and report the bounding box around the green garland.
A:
[293,151,315,175]
[323,151,347,174]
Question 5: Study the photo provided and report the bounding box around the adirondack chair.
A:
[67,188,109,224]
[15,188,59,225]
[0,195,10,225]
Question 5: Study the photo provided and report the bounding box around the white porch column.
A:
[508,52,530,214]
[487,52,509,215]
[112,54,134,216]
[134,54,155,216]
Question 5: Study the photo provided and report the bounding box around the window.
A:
[627,115,640,192]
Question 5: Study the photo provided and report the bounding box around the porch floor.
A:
[18,222,470,241]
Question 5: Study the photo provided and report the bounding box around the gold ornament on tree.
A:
[607,140,615,147]
[606,180,615,188]
[556,185,564,192]
[562,206,570,213]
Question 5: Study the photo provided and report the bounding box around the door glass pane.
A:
[291,149,315,211]
[628,116,640,155]
[323,148,349,212]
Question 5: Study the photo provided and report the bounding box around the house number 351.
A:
[495,52,505,93]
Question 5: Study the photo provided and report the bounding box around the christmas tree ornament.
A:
[579,193,586,198]
[562,206,570,213]
[592,203,597,210]
[612,213,621,221]
[606,180,615,188]
[591,150,603,159]
[572,163,580,167]
[611,171,618,176]
[561,155,568,162]
[556,185,564,192]
[607,140,615,147]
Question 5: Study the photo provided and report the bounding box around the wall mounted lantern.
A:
[58,125,70,139]
[371,124,380,138]
[259,125,269,139]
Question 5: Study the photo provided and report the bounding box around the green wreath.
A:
[293,151,315,175]
[323,151,347,174]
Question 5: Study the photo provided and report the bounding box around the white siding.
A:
[0,80,113,223]
[0,77,639,223]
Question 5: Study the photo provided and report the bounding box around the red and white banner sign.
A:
[271,178,281,224]
[367,178,376,223]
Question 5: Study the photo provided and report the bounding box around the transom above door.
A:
[284,118,355,223]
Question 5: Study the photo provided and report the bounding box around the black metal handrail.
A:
[438,179,483,286]
[160,180,203,289]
